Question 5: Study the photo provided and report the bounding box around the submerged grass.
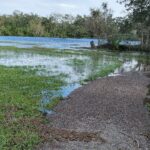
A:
[0,46,149,63]
[45,96,63,110]
[67,58,86,66]
[0,46,119,58]
[84,62,122,82]
[0,46,85,56]
[0,66,66,149]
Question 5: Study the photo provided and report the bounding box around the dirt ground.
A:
[37,72,150,150]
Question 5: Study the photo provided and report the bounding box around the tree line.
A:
[118,0,150,49]
[0,0,149,49]
[0,3,122,38]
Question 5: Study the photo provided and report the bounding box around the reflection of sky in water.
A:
[0,49,146,114]
[0,50,115,83]
[109,59,139,76]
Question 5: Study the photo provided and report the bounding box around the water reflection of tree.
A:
[71,53,103,76]
[72,62,85,74]
[90,53,100,71]
[88,53,108,75]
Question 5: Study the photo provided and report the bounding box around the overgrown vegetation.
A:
[0,1,149,50]
[118,0,150,50]
[0,3,117,38]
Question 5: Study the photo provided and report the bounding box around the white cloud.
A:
[59,3,77,9]
[0,0,126,17]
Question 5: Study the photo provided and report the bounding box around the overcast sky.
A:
[0,0,126,17]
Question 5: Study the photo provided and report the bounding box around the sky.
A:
[0,0,126,17]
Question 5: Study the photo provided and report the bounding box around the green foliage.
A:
[45,97,63,110]
[84,62,122,82]
[119,0,150,50]
[67,58,86,66]
[119,0,150,26]
[146,103,150,112]
[0,7,118,38]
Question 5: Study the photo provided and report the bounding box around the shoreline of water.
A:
[0,45,149,114]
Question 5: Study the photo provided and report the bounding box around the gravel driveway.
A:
[38,72,150,150]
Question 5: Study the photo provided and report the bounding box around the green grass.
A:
[45,96,63,110]
[0,46,85,56]
[84,62,122,82]
[67,58,86,66]
[0,45,119,58]
[146,103,150,112]
[0,46,123,149]
[0,45,119,69]
[0,66,66,149]
[0,46,149,65]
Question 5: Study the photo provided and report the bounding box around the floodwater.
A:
[0,50,113,83]
[0,49,149,113]
[0,36,149,113]
[0,50,144,84]
[0,36,97,49]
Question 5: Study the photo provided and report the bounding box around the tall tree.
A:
[119,0,150,48]
[119,0,150,25]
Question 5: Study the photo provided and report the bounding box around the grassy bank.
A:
[84,62,122,82]
[0,66,66,149]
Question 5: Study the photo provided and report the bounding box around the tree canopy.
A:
[119,0,150,25]
[118,0,150,48]
[0,5,118,38]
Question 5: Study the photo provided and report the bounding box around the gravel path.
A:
[38,72,150,150]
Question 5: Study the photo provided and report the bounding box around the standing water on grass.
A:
[0,42,149,113]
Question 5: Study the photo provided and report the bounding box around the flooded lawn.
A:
[0,50,119,81]
[0,46,149,149]
[0,49,149,111]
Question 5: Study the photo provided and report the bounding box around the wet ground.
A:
[0,49,149,113]
[0,44,149,149]
[38,71,150,150]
